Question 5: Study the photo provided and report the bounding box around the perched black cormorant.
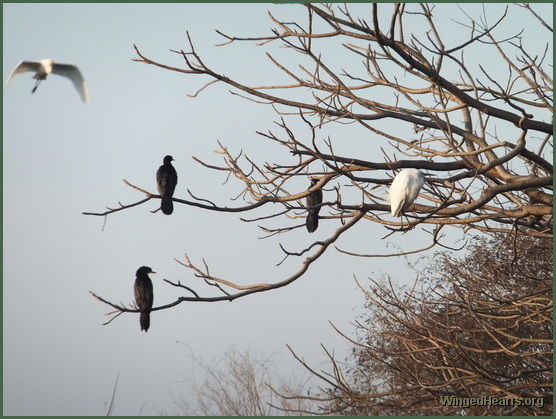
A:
[134,266,155,332]
[156,155,178,215]
[306,177,323,233]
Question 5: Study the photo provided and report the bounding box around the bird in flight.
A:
[306,177,323,233]
[156,155,178,215]
[4,59,89,103]
[389,169,425,218]
[134,266,155,332]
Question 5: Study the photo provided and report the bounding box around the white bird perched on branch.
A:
[389,169,425,218]
[4,59,89,103]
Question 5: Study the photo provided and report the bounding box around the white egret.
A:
[389,169,425,218]
[4,59,89,103]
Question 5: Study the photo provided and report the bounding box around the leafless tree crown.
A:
[86,4,552,317]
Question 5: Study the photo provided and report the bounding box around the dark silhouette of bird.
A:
[156,155,178,215]
[4,59,89,103]
[306,177,323,233]
[134,266,155,332]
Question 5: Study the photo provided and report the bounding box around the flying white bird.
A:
[389,169,425,218]
[4,59,89,103]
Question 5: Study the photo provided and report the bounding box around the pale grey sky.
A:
[3,3,552,415]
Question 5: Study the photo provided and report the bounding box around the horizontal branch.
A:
[291,152,468,173]
[90,210,368,323]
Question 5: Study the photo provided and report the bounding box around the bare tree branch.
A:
[87,3,552,322]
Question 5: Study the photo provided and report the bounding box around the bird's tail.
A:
[140,311,150,332]
[306,212,319,233]
[161,196,174,215]
[391,207,402,218]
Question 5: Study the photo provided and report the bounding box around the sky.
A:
[3,2,552,416]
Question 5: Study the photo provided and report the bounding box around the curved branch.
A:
[90,210,367,322]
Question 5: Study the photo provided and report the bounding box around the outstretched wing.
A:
[52,63,89,103]
[3,61,41,90]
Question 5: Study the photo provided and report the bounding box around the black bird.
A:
[156,155,178,215]
[134,266,155,332]
[306,177,323,233]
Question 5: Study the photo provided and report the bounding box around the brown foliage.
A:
[292,233,552,415]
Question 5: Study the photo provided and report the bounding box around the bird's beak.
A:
[150,270,156,274]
